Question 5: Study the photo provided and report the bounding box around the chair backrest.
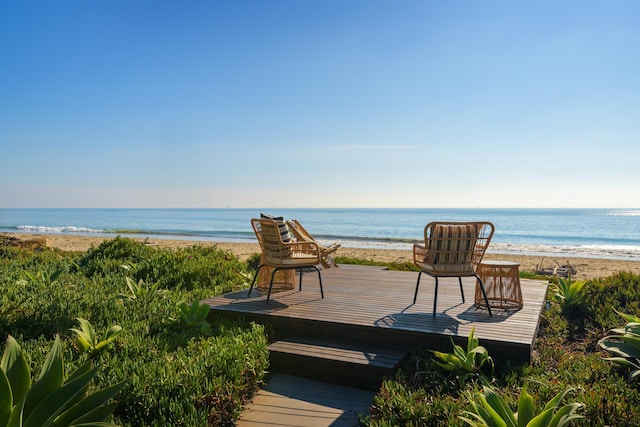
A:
[287,220,313,243]
[251,218,291,261]
[424,221,494,274]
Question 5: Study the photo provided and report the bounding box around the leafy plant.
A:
[0,334,125,426]
[550,276,587,314]
[461,385,584,427]
[71,318,123,358]
[172,301,213,336]
[432,327,494,386]
[20,267,66,287]
[117,277,166,302]
[598,310,640,382]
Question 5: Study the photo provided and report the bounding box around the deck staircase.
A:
[268,335,409,390]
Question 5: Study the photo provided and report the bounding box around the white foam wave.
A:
[18,225,104,234]
[608,210,640,217]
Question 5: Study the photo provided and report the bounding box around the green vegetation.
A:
[71,317,123,358]
[0,238,268,425]
[550,276,589,316]
[0,334,125,426]
[461,386,583,427]
[4,240,640,425]
[599,310,640,382]
[335,255,419,272]
[432,327,494,387]
[172,300,214,336]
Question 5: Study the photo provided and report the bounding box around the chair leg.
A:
[298,266,324,298]
[475,274,493,317]
[413,271,423,304]
[266,268,279,304]
[458,277,465,303]
[248,265,265,297]
[433,277,439,318]
[313,265,324,298]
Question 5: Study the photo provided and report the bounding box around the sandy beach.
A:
[4,232,640,280]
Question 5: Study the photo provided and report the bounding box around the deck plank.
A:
[205,264,548,365]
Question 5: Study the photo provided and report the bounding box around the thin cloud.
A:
[332,144,416,151]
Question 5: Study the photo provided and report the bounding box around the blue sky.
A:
[1,1,639,208]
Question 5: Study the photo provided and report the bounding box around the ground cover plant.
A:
[4,240,640,426]
[0,238,269,426]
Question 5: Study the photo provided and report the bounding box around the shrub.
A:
[75,236,155,278]
[583,272,640,331]
[550,276,588,317]
[134,245,251,293]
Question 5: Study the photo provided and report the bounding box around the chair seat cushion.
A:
[415,260,475,276]
[279,256,319,266]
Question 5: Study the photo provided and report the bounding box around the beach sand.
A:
[4,232,640,280]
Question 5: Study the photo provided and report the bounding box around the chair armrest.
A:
[285,240,319,251]
[284,241,322,261]
[413,243,428,265]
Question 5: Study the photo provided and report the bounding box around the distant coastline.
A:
[4,231,640,281]
[2,207,640,261]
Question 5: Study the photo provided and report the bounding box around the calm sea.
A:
[1,208,640,260]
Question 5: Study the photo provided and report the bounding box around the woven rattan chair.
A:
[413,221,494,317]
[286,219,340,268]
[248,218,324,304]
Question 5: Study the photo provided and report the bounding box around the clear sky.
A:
[1,1,639,209]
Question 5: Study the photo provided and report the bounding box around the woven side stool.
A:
[474,260,523,310]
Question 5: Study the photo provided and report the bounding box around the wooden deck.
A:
[205,264,548,365]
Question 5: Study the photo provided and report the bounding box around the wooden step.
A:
[268,336,409,390]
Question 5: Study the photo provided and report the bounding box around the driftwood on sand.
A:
[535,257,577,278]
[0,234,48,250]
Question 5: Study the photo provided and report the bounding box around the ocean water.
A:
[1,208,640,260]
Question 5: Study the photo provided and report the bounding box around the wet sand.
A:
[4,232,640,280]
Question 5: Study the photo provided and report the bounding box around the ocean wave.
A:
[17,225,104,234]
[608,210,640,217]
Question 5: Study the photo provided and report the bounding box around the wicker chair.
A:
[286,219,340,268]
[248,218,324,304]
[413,221,494,317]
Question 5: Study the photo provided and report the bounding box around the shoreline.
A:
[4,232,640,280]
